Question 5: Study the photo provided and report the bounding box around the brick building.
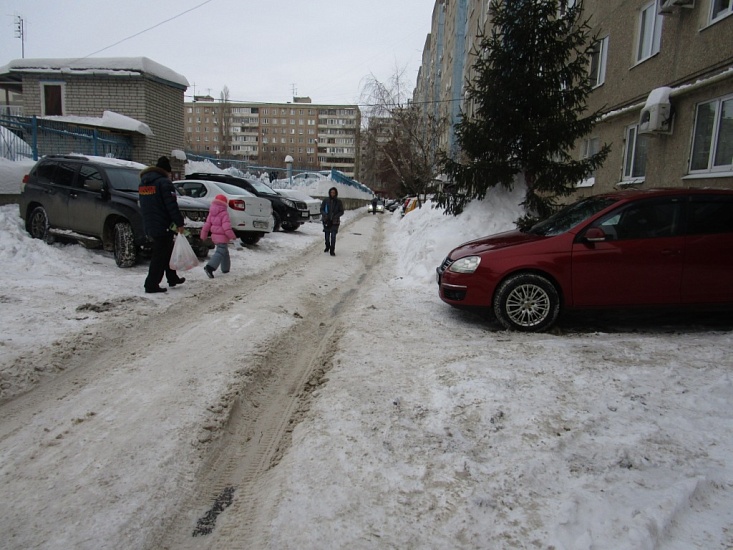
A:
[185,96,360,177]
[0,57,188,166]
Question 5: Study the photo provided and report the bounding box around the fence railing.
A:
[0,115,132,161]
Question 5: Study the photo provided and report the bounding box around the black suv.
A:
[186,172,310,231]
[20,155,211,267]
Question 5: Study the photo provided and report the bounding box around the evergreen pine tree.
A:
[439,0,610,226]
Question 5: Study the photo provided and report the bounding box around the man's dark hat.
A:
[156,156,172,172]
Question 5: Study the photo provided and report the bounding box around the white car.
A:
[367,200,385,214]
[174,179,274,245]
[275,188,322,222]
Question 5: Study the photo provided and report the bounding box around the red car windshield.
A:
[529,196,618,236]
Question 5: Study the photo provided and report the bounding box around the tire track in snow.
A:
[153,214,386,549]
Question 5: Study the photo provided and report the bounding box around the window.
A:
[589,36,608,87]
[596,199,680,240]
[637,1,662,63]
[622,125,649,181]
[711,0,733,21]
[41,82,64,116]
[688,196,733,234]
[690,95,733,173]
[79,165,103,190]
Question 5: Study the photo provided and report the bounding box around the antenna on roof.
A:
[291,83,298,97]
[14,15,25,58]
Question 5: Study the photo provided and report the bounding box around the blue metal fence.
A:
[0,115,132,161]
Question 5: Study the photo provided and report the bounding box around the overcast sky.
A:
[1,0,434,106]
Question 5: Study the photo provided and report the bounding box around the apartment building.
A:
[184,96,361,177]
[413,0,733,197]
[575,0,733,196]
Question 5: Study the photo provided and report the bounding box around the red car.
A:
[436,188,733,331]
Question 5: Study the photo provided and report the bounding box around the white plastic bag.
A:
[169,233,199,271]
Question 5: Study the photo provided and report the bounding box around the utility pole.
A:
[14,15,25,58]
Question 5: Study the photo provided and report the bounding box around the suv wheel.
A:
[281,222,300,232]
[493,273,560,332]
[28,206,54,243]
[113,221,137,267]
[240,233,262,245]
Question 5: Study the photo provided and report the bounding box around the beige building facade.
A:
[414,0,733,197]
[184,97,360,177]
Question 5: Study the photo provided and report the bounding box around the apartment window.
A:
[690,95,733,173]
[637,1,662,63]
[711,0,733,20]
[589,36,608,87]
[41,82,64,116]
[622,125,649,181]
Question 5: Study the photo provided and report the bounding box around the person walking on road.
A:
[320,186,344,256]
[200,194,236,278]
[138,156,186,293]
[371,195,378,215]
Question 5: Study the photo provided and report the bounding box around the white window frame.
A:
[636,0,662,64]
[40,81,65,116]
[589,36,609,88]
[576,136,599,188]
[711,0,733,22]
[689,94,733,174]
[622,124,649,183]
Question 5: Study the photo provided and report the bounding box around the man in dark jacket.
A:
[139,156,186,293]
[320,186,344,256]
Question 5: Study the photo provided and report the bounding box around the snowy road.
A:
[2,200,733,549]
[0,212,384,548]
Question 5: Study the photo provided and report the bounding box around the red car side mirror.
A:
[583,227,607,242]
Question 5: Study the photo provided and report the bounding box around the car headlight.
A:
[448,256,481,274]
[280,198,295,208]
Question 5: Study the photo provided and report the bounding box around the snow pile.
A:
[0,57,189,88]
[0,157,35,194]
[184,159,371,200]
[392,182,526,285]
[40,110,153,136]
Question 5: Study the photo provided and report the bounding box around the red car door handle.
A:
[661,249,680,256]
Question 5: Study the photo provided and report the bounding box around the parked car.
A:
[19,154,210,267]
[186,172,309,231]
[174,179,274,245]
[436,188,733,332]
[385,199,401,212]
[367,200,385,214]
[274,188,321,222]
[402,197,418,216]
[291,171,327,184]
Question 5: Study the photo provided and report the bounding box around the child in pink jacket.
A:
[200,194,236,278]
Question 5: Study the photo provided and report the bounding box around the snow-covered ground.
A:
[1,178,732,548]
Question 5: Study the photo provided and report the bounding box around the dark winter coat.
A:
[138,167,184,237]
[320,188,344,230]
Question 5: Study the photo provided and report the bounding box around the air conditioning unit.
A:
[639,87,673,134]
[659,0,694,14]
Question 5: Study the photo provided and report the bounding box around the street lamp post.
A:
[285,155,294,187]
